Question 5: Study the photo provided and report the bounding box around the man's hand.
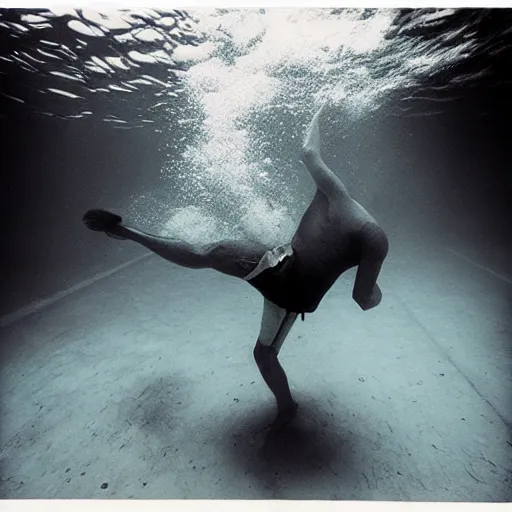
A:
[354,284,382,311]
[352,224,388,312]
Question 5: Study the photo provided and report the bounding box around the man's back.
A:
[292,189,374,263]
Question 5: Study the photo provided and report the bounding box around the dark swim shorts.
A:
[244,244,309,319]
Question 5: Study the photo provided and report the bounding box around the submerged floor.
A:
[1,236,511,501]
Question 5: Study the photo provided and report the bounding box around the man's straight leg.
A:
[83,209,269,279]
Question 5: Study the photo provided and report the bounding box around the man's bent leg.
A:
[253,299,299,431]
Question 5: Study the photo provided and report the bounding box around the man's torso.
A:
[248,191,381,314]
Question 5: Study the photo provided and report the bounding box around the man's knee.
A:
[199,242,231,271]
[253,340,277,365]
[201,241,258,279]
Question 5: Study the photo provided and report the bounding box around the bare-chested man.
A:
[83,103,389,433]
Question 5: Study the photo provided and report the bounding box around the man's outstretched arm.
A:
[352,225,389,311]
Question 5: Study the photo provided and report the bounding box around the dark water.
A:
[0,7,511,318]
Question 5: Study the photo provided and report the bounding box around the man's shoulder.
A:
[358,222,389,260]
[360,221,387,238]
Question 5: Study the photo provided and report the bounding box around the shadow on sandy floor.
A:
[212,393,360,496]
[117,373,193,442]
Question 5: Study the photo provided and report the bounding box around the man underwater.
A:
[83,103,389,433]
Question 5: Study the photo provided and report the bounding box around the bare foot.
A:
[271,401,299,433]
[251,402,299,449]
[83,209,126,240]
